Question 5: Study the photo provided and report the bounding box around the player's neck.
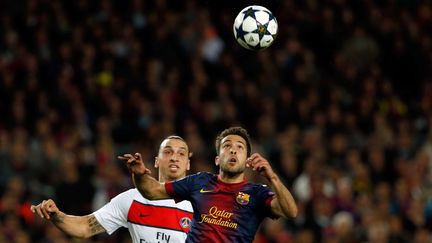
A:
[218,173,245,184]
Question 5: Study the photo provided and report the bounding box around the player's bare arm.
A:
[247,153,298,218]
[30,199,106,238]
[118,152,170,200]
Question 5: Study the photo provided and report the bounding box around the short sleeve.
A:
[93,189,134,234]
[256,185,278,219]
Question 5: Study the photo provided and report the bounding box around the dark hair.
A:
[215,127,252,157]
[163,135,193,158]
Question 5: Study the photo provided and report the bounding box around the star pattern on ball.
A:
[242,7,259,19]
[234,24,248,44]
[252,21,271,40]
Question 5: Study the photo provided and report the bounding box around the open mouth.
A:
[168,164,179,172]
[229,157,237,163]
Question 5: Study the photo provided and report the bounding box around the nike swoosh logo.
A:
[200,188,214,193]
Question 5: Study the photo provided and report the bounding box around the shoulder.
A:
[189,171,214,177]
[109,188,137,200]
[178,172,215,181]
[118,188,143,197]
[193,172,217,183]
[195,171,215,178]
[245,182,273,194]
[170,172,215,192]
[246,182,269,188]
[110,188,150,203]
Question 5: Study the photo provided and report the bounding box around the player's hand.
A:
[118,152,151,176]
[246,153,276,180]
[30,199,59,220]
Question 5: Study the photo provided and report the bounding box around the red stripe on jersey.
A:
[165,182,174,196]
[165,182,182,203]
[265,194,275,208]
[265,195,279,219]
[127,200,193,233]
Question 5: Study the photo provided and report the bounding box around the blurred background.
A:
[0,0,432,242]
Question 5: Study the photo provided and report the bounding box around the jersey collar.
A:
[216,174,247,186]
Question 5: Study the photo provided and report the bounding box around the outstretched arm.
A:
[248,153,298,218]
[30,199,105,238]
[118,153,170,200]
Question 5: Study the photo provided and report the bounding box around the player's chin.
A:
[167,169,183,177]
[223,165,245,174]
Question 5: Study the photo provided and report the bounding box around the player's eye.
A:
[163,150,172,155]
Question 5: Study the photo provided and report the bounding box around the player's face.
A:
[155,138,190,182]
[215,135,248,176]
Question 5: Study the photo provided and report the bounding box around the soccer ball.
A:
[233,5,278,50]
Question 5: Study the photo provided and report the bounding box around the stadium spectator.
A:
[0,0,431,241]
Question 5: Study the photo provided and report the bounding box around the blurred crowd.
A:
[0,0,432,242]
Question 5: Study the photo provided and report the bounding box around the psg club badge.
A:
[179,217,191,229]
[236,192,250,205]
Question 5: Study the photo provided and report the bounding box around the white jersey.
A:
[93,188,193,243]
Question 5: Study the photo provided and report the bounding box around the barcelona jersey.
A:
[165,172,276,243]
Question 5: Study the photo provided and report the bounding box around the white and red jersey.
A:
[93,188,193,243]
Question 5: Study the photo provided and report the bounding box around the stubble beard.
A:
[220,162,245,178]
[163,169,185,182]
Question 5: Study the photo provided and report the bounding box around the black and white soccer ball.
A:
[233,5,278,50]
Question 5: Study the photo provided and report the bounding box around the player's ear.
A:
[154,157,159,168]
[215,156,220,166]
[186,152,192,171]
